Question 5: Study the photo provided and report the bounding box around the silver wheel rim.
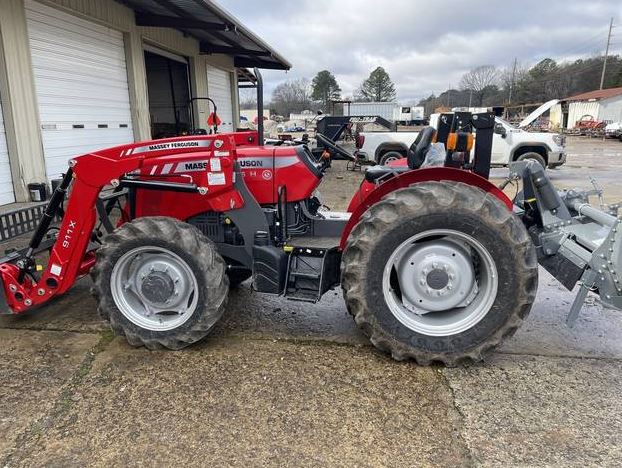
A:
[382,229,498,336]
[384,155,400,164]
[111,246,199,331]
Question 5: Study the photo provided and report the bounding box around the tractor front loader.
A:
[0,108,620,365]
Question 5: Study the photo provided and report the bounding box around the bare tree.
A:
[459,65,499,106]
[270,78,313,117]
[239,88,257,110]
[423,55,622,112]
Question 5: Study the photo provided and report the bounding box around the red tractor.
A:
[1,79,620,365]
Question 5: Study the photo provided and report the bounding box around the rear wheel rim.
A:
[382,229,498,336]
[111,246,199,331]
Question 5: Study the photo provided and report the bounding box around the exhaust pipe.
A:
[254,67,264,146]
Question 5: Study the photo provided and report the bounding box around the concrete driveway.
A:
[0,136,621,467]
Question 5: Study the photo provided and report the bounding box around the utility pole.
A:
[508,57,518,103]
[600,17,614,90]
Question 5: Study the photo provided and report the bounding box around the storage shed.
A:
[550,87,622,130]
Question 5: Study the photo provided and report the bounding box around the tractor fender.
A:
[340,167,513,250]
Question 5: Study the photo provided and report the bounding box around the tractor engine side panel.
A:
[238,146,322,205]
[132,145,322,221]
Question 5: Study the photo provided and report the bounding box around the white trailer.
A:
[344,102,398,121]
[393,106,426,125]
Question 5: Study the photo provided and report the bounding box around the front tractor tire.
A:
[91,217,229,350]
[341,181,538,365]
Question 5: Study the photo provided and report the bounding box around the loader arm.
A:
[0,134,238,314]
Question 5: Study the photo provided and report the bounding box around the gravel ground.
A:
[0,136,621,466]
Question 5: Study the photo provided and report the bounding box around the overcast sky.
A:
[217,0,622,104]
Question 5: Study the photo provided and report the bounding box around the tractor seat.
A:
[364,165,410,183]
[364,127,438,184]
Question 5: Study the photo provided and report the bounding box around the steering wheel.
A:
[407,126,437,169]
[316,133,356,161]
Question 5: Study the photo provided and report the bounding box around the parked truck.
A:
[356,112,566,169]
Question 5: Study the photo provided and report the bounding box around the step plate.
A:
[287,236,340,250]
[284,246,341,303]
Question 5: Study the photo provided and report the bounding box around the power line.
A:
[518,59,617,87]
[600,17,615,89]
[551,28,610,59]
[508,57,518,104]
[428,26,621,102]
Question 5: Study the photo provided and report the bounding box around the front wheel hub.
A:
[140,271,175,304]
[111,247,199,331]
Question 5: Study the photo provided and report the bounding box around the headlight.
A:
[552,135,565,147]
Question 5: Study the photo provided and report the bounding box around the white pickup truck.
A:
[356,109,567,169]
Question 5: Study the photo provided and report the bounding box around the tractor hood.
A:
[518,99,559,128]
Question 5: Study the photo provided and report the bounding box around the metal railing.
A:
[0,203,53,242]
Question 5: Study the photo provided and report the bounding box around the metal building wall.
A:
[599,95,622,123]
[0,0,46,201]
[25,0,136,180]
[568,101,600,129]
[548,103,563,129]
[39,0,237,136]
[205,55,238,130]
[0,0,238,200]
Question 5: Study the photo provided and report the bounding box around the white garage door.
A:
[207,66,234,132]
[0,96,15,205]
[25,0,134,180]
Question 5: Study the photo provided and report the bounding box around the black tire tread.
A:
[91,216,228,350]
[341,181,538,366]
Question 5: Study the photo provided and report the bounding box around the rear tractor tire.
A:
[341,181,538,365]
[91,216,229,350]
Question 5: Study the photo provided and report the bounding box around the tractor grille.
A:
[0,203,52,242]
[187,212,225,242]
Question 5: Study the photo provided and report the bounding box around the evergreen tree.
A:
[356,67,397,102]
[311,70,341,111]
